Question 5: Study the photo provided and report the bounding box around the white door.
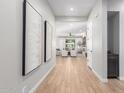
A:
[87,22,93,69]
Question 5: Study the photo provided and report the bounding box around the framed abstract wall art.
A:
[44,21,53,62]
[22,0,44,76]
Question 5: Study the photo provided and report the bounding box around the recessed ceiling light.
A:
[70,8,74,11]
[70,23,73,26]
[81,33,84,36]
[80,29,82,32]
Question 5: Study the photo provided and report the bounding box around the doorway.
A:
[107,11,120,79]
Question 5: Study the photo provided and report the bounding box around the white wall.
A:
[108,0,124,79]
[56,16,88,22]
[56,38,65,50]
[0,0,56,93]
[88,0,107,82]
[87,22,93,68]
[56,21,87,36]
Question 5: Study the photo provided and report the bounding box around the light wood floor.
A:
[35,56,124,93]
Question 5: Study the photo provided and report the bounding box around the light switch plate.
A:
[22,86,27,93]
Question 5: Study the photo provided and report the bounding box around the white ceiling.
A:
[56,21,87,36]
[47,0,96,17]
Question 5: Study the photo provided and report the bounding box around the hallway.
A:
[35,56,124,93]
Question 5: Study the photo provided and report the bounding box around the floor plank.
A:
[35,56,124,93]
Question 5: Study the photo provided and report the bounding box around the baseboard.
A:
[87,64,92,70]
[29,64,55,93]
[92,69,108,83]
[119,77,124,80]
